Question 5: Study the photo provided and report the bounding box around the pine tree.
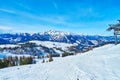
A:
[20,56,34,65]
[28,56,33,64]
[49,54,53,62]
[20,56,23,65]
[42,59,45,63]
[0,59,3,68]
[8,56,12,67]
[3,58,9,68]
[15,56,18,66]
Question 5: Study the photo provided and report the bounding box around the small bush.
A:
[62,52,69,57]
[52,54,60,57]
[62,52,75,57]
[69,53,74,55]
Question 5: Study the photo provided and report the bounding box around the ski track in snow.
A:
[0,44,120,80]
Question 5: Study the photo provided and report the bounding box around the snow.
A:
[41,30,71,36]
[90,40,98,45]
[29,40,74,50]
[0,44,18,48]
[0,44,120,80]
[0,52,31,59]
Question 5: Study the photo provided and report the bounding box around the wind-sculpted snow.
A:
[0,44,120,80]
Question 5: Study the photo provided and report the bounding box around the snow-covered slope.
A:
[0,44,120,80]
[0,41,77,56]
[0,44,18,48]
[30,40,75,49]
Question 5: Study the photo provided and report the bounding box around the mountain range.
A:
[0,30,119,56]
[0,30,117,45]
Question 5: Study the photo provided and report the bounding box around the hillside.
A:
[0,30,118,56]
[0,44,120,80]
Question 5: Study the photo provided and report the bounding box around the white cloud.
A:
[0,26,13,31]
[0,9,16,14]
[0,23,56,33]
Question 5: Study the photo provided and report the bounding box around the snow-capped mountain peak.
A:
[0,30,117,48]
[40,30,71,36]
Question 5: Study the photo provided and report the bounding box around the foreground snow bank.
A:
[0,44,120,80]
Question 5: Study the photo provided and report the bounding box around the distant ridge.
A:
[0,30,118,46]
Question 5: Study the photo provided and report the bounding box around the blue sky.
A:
[0,0,120,35]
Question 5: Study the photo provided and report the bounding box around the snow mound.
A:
[0,44,120,80]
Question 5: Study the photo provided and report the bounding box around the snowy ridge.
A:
[40,30,71,36]
[0,30,117,45]
[0,44,120,80]
[0,44,18,48]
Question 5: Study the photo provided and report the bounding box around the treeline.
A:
[0,56,35,69]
